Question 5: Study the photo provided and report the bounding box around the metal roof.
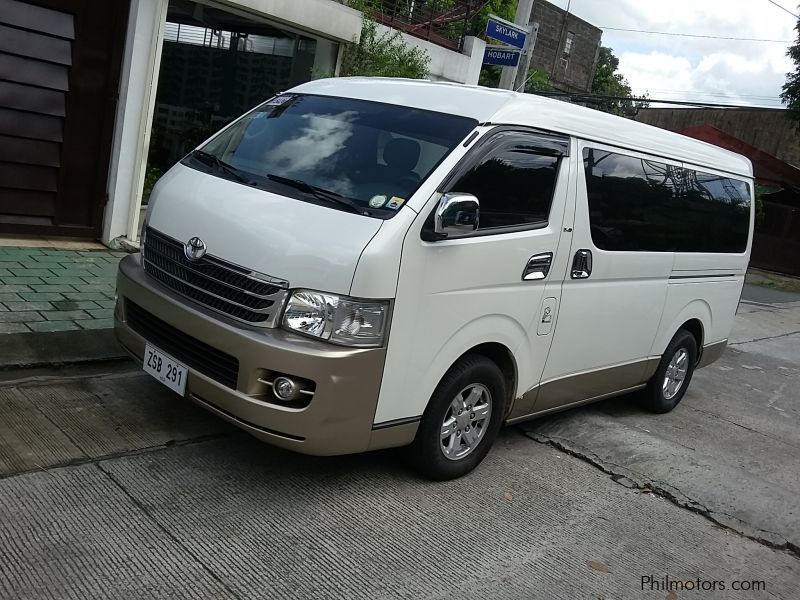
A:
[292,77,753,177]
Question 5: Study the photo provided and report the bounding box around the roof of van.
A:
[291,77,753,177]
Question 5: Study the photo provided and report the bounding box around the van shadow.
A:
[517,389,645,433]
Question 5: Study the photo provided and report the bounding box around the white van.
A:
[115,78,753,480]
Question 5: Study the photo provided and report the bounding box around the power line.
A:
[599,27,792,43]
[765,0,799,19]
[643,88,782,101]
[534,91,785,110]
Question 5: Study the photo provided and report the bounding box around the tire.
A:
[408,354,506,481]
[641,329,698,414]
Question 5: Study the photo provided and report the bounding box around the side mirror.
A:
[431,193,480,240]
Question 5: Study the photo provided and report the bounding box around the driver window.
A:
[449,138,561,230]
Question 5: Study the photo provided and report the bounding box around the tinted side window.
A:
[685,170,751,253]
[450,141,560,230]
[583,148,750,253]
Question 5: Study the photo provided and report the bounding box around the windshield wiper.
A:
[192,150,251,184]
[266,174,365,215]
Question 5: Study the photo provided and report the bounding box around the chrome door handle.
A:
[522,252,553,281]
[571,249,592,279]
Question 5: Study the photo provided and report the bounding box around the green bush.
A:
[340,17,430,79]
[143,166,163,198]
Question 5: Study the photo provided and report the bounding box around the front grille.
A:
[142,227,288,326]
[126,300,239,389]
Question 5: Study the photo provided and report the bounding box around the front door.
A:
[534,140,674,412]
[0,0,127,236]
[377,129,574,425]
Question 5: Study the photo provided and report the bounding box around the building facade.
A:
[527,0,602,93]
[0,0,487,246]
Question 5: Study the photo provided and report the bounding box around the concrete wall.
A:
[211,0,362,42]
[635,108,800,168]
[528,0,602,93]
[104,0,169,246]
[375,23,486,84]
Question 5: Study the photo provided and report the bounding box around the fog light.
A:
[273,376,299,401]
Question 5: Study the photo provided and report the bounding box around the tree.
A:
[339,17,430,79]
[591,46,648,117]
[524,69,553,92]
[781,17,800,122]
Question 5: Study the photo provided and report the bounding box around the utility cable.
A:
[599,27,791,43]
[764,0,799,19]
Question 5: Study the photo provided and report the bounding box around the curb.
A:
[0,329,130,370]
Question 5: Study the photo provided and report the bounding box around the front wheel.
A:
[641,329,698,413]
[409,354,505,481]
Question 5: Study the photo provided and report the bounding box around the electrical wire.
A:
[765,0,799,19]
[599,27,792,43]
[534,91,784,109]
[643,88,782,101]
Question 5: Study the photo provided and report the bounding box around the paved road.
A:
[0,299,798,599]
[741,283,800,305]
[523,298,800,551]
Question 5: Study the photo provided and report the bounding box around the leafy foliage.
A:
[471,0,517,36]
[524,69,553,92]
[339,17,430,79]
[781,17,800,122]
[143,166,163,198]
[347,0,463,47]
[591,46,649,116]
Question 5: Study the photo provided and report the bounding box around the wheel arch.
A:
[374,313,529,425]
[651,299,710,362]
[460,342,518,416]
[680,318,704,354]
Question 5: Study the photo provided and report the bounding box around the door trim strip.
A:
[669,273,736,280]
[508,357,659,420]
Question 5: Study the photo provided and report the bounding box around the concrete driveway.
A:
[523,287,800,552]
[0,292,798,599]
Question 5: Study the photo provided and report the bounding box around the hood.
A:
[146,164,382,295]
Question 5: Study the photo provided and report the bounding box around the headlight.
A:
[282,290,389,348]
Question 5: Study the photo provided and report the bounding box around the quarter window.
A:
[449,137,561,230]
[583,148,750,253]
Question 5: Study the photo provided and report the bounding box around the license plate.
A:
[143,343,188,396]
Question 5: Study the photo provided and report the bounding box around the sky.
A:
[545,0,797,108]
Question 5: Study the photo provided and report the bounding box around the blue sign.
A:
[483,45,521,67]
[486,15,528,50]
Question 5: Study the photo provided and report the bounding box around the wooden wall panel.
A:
[0,108,62,142]
[0,53,69,91]
[0,0,128,235]
[0,135,61,167]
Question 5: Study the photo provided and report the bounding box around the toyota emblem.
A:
[184,236,207,261]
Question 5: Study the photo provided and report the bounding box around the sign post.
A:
[513,22,539,91]
[487,0,535,90]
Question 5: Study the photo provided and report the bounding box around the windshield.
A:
[183,93,478,218]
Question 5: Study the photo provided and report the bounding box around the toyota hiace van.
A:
[115,78,753,480]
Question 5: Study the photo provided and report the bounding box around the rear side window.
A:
[449,136,561,230]
[583,148,750,252]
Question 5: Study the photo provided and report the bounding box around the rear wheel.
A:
[641,329,697,413]
[409,354,505,480]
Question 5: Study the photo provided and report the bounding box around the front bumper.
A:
[114,254,416,455]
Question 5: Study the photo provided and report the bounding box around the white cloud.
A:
[548,0,796,106]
